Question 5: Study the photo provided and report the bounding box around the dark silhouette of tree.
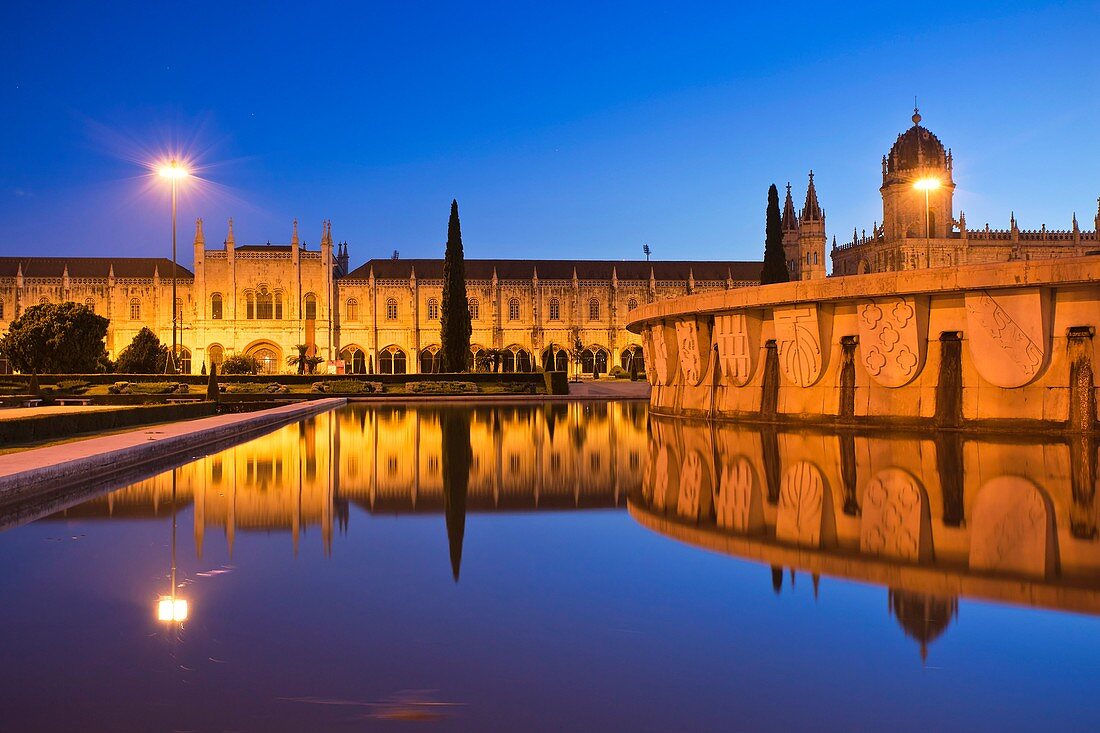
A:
[206,361,220,402]
[441,408,472,581]
[440,200,472,372]
[0,302,109,374]
[761,184,790,285]
[115,327,169,373]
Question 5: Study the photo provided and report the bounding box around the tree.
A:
[761,183,790,285]
[0,302,108,374]
[287,344,321,375]
[221,354,260,375]
[206,361,220,403]
[441,408,472,582]
[439,199,472,372]
[115,327,169,374]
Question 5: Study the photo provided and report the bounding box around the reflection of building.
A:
[0,218,759,373]
[49,403,648,559]
[633,416,1100,659]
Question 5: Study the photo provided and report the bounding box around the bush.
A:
[406,381,479,394]
[115,328,169,374]
[609,365,627,379]
[225,382,289,394]
[108,381,188,395]
[312,380,384,394]
[221,354,261,375]
[56,379,91,393]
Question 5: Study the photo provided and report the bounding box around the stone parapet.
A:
[627,255,1100,431]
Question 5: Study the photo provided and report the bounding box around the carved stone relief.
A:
[648,322,680,386]
[675,317,712,387]
[714,455,763,532]
[857,296,927,387]
[714,311,762,387]
[773,305,826,387]
[860,468,928,560]
[964,288,1050,388]
[969,476,1051,578]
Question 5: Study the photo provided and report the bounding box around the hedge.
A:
[0,402,219,446]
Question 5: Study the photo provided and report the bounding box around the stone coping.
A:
[0,398,346,506]
[626,254,1100,332]
[629,501,1100,617]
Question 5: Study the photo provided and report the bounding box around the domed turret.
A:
[888,589,958,662]
[886,108,948,175]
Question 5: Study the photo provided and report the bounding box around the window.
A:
[256,288,274,319]
[177,347,191,375]
[39,297,49,306]
[628,298,638,311]
[251,347,278,374]
[210,293,223,320]
[208,344,224,367]
[549,298,560,321]
[508,298,520,321]
[84,298,95,313]
[304,293,318,320]
[386,298,398,320]
[129,298,141,320]
[379,346,406,374]
[420,348,439,374]
[0,300,4,319]
[427,298,439,320]
[175,297,183,324]
[346,298,360,322]
[340,347,366,374]
[246,291,256,319]
[468,298,480,320]
[588,298,600,321]
[274,291,283,319]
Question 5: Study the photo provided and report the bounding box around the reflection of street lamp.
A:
[156,470,188,625]
[914,178,940,267]
[157,160,190,374]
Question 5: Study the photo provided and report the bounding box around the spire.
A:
[801,171,822,222]
[226,218,235,248]
[291,219,300,248]
[781,182,798,232]
[912,98,921,126]
[193,218,205,247]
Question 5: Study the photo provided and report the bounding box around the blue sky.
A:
[1,1,1098,269]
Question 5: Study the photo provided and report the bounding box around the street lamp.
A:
[156,470,189,625]
[914,177,940,269]
[157,159,190,374]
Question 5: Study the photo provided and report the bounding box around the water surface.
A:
[1,403,1098,732]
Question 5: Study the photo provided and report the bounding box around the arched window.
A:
[508,298,520,321]
[627,298,638,311]
[541,346,568,372]
[621,346,645,373]
[581,347,609,374]
[84,298,95,313]
[516,349,532,372]
[274,291,283,319]
[588,298,601,321]
[346,298,360,322]
[304,293,318,320]
[245,291,256,319]
[208,344,224,367]
[548,298,560,321]
[427,298,440,320]
[379,346,406,374]
[468,298,480,320]
[386,298,398,320]
[419,347,439,373]
[256,288,274,319]
[210,293,223,320]
[39,297,49,306]
[252,347,278,374]
[129,298,141,320]
[340,347,366,374]
[177,347,192,375]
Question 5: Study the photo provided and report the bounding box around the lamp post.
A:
[914,178,941,269]
[158,160,190,374]
[156,470,189,625]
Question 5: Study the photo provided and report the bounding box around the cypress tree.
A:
[760,184,790,285]
[439,199,472,372]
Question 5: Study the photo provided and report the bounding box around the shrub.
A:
[221,354,261,375]
[225,382,288,394]
[609,365,627,379]
[108,381,188,395]
[115,328,169,374]
[406,381,479,394]
[313,380,383,394]
[56,379,91,393]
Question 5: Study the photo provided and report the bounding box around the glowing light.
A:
[913,177,941,191]
[157,596,189,622]
[156,159,191,180]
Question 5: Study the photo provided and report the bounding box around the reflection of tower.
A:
[888,589,958,662]
[442,409,472,581]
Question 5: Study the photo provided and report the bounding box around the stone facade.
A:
[0,218,759,375]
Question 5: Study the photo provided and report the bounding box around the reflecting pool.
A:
[1,403,1099,732]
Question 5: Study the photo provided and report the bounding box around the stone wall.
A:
[628,255,1100,431]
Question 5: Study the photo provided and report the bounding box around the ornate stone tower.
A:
[797,171,827,280]
[881,107,955,242]
[781,182,800,278]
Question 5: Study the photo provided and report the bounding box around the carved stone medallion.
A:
[857,296,927,388]
[675,317,712,387]
[860,468,927,560]
[714,455,763,532]
[776,461,828,547]
[773,305,826,387]
[969,476,1051,578]
[964,288,1050,388]
[714,311,761,387]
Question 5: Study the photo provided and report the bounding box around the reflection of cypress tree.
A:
[770,566,783,594]
[442,409,472,581]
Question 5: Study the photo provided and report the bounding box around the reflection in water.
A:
[44,403,648,569]
[633,416,1100,659]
